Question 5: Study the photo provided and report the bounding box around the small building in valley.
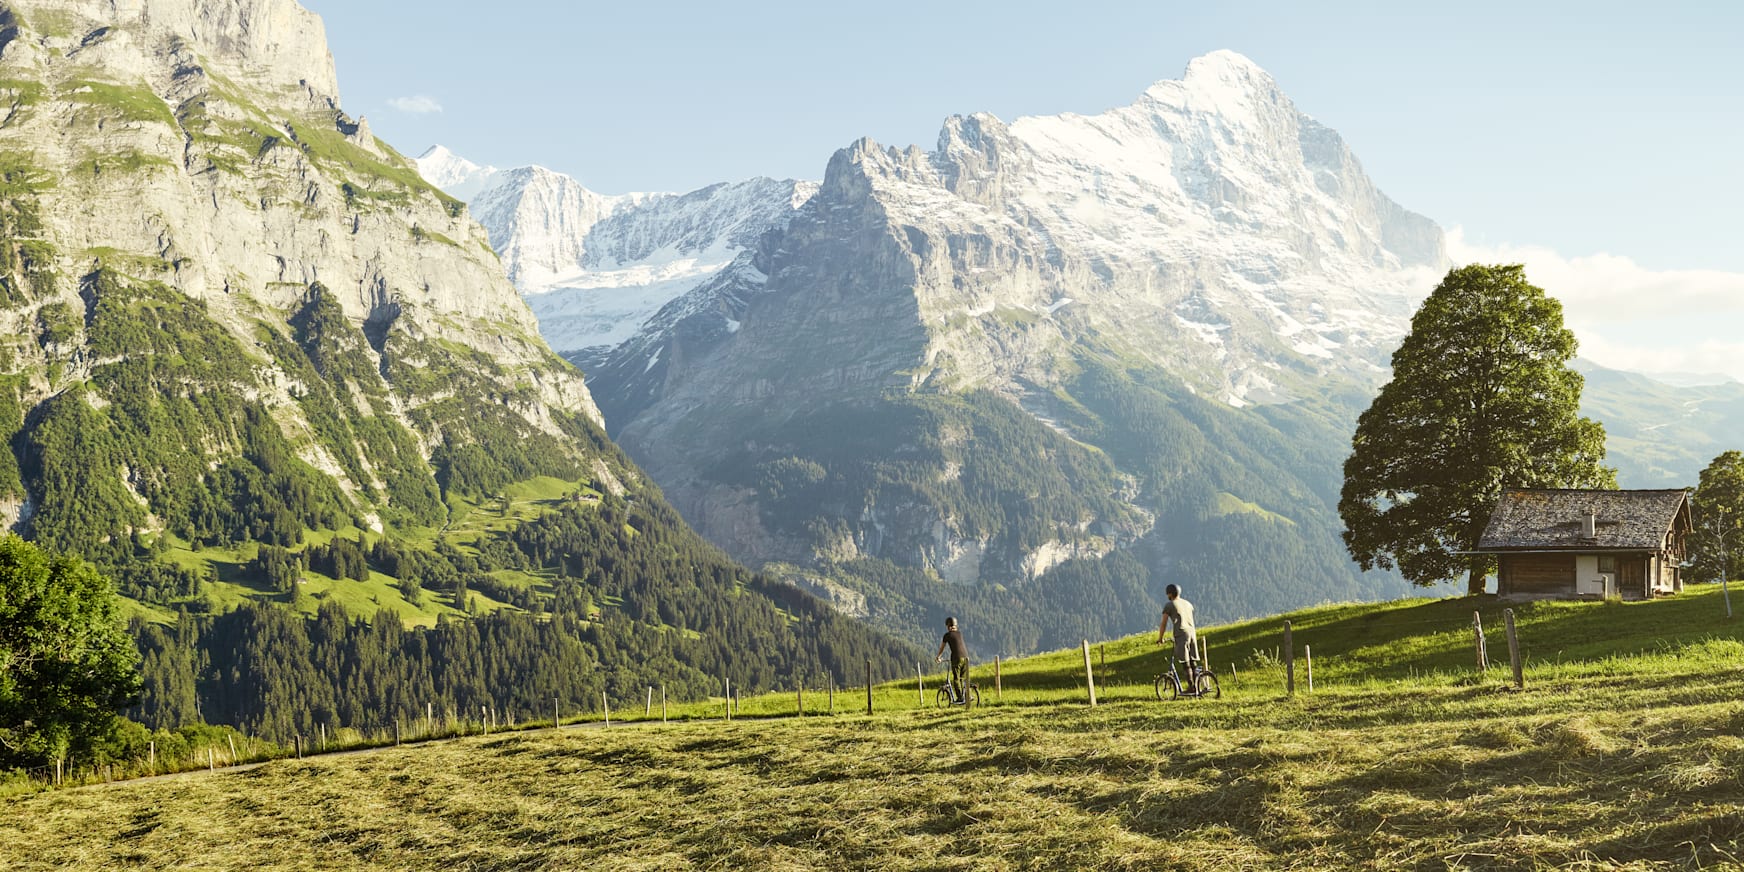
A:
[1475,488,1692,600]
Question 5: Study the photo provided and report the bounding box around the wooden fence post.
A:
[725,678,732,722]
[1473,611,1488,671]
[603,692,611,727]
[1505,608,1524,688]
[1305,644,1313,692]
[1283,621,1295,696]
[208,748,216,772]
[148,741,155,769]
[1081,640,1098,707]
[661,685,668,723]
[481,706,489,735]
[994,656,1003,701]
[917,663,925,706]
[1201,634,1212,676]
[1099,643,1106,676]
[553,697,560,729]
[319,723,327,750]
[866,659,874,715]
[646,686,654,718]
[228,735,237,763]
[828,679,834,714]
[797,680,804,717]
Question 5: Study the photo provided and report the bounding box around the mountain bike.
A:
[1154,657,1220,700]
[936,671,981,708]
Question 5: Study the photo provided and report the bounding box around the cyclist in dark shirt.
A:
[933,617,969,702]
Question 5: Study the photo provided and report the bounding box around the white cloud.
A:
[387,95,444,114]
[1446,227,1744,381]
[1572,333,1744,383]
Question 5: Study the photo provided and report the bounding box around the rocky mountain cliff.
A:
[560,52,1448,652]
[0,0,617,556]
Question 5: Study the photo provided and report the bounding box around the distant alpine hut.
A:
[1475,488,1692,600]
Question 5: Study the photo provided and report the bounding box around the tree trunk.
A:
[1468,554,1488,596]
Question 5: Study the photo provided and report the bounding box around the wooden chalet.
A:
[1475,488,1692,600]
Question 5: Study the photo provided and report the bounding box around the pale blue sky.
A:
[306,0,1744,376]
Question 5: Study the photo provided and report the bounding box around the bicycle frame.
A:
[935,669,980,708]
[1155,655,1219,701]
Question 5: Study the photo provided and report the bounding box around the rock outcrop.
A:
[0,0,607,549]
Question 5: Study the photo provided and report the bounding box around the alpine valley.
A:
[0,0,914,742]
[434,51,1744,656]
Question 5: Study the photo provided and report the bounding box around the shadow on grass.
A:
[1581,810,1744,867]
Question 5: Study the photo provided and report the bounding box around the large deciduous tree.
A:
[1689,451,1744,584]
[1339,263,1615,594]
[0,535,141,768]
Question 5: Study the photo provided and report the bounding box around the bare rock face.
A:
[0,0,605,539]
[1,0,573,346]
[7,0,337,96]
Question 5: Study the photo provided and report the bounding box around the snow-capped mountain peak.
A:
[461,162,819,359]
[466,50,1442,411]
[415,145,502,201]
[1140,49,1288,129]
[585,49,1447,422]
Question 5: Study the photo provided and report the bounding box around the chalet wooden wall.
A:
[1500,554,1575,595]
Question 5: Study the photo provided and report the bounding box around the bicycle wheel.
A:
[935,686,952,708]
[1154,673,1180,700]
[966,684,980,708]
[1195,671,1221,700]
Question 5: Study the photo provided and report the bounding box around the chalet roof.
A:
[1476,489,1690,552]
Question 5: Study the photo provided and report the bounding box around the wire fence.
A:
[10,607,1541,792]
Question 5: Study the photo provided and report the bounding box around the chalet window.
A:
[1598,556,1617,573]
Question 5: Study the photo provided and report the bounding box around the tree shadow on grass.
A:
[1578,810,1744,868]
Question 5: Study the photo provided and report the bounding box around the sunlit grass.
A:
[9,587,1744,868]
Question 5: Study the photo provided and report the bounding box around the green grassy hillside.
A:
[1579,361,1744,488]
[7,587,1744,869]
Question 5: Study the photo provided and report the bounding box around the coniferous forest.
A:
[129,495,917,741]
[0,258,916,756]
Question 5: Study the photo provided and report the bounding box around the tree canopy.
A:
[1689,450,1744,584]
[1339,263,1615,594]
[0,535,141,769]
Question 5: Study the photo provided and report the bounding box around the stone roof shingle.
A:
[1476,488,1690,552]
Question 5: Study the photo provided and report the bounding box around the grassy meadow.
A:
[8,587,1744,869]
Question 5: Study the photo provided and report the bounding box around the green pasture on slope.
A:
[118,476,596,626]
